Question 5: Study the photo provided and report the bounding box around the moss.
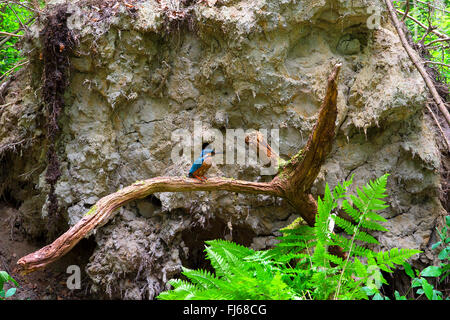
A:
[83,204,97,217]
[277,149,304,175]
[280,217,307,232]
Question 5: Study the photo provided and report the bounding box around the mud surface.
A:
[0,204,94,300]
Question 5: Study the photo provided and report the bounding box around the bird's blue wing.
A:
[189,156,204,176]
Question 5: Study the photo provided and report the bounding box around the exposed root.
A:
[40,5,76,240]
[159,0,200,34]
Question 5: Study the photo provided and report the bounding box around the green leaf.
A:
[420,266,442,277]
[372,293,385,300]
[0,271,9,283]
[361,286,377,296]
[431,241,442,250]
[403,263,415,278]
[438,248,449,260]
[394,291,406,300]
[5,288,16,298]
[432,290,442,300]
[445,216,450,227]
[420,278,434,300]
[411,278,422,288]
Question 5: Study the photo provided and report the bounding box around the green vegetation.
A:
[394,0,450,85]
[0,271,18,300]
[157,174,422,300]
[0,1,34,79]
[83,204,97,217]
[398,215,450,300]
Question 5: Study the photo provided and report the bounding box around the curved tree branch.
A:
[17,177,282,273]
[17,64,342,274]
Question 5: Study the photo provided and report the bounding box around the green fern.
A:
[157,174,421,300]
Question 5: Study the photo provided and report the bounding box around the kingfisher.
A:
[189,148,216,181]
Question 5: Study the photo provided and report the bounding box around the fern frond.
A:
[187,289,234,300]
[277,253,311,263]
[330,233,373,257]
[221,248,249,277]
[181,267,219,290]
[333,174,354,199]
[204,246,230,278]
[315,187,334,244]
[342,199,361,223]
[334,216,358,235]
[354,230,379,245]
[312,242,329,267]
[374,248,422,272]
[326,253,345,267]
[359,219,389,232]
[157,279,199,300]
[205,239,254,259]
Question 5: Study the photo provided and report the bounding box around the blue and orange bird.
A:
[189,148,216,181]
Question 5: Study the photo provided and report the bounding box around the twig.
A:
[386,0,450,131]
[0,30,23,37]
[7,3,29,32]
[425,45,449,51]
[401,0,410,22]
[0,60,29,82]
[0,0,43,14]
[424,61,450,68]
[426,37,450,47]
[0,14,35,48]
[395,9,448,39]
[418,27,433,45]
[396,0,450,14]
[425,103,450,151]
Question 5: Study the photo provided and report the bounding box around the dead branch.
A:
[7,3,29,32]
[397,0,450,15]
[386,0,450,130]
[0,30,24,37]
[425,103,450,151]
[16,64,342,274]
[401,0,410,22]
[0,14,36,48]
[0,0,43,14]
[424,61,450,69]
[17,177,281,273]
[0,60,29,82]
[425,37,450,47]
[395,8,448,40]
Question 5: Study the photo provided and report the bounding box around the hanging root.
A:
[40,5,76,239]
